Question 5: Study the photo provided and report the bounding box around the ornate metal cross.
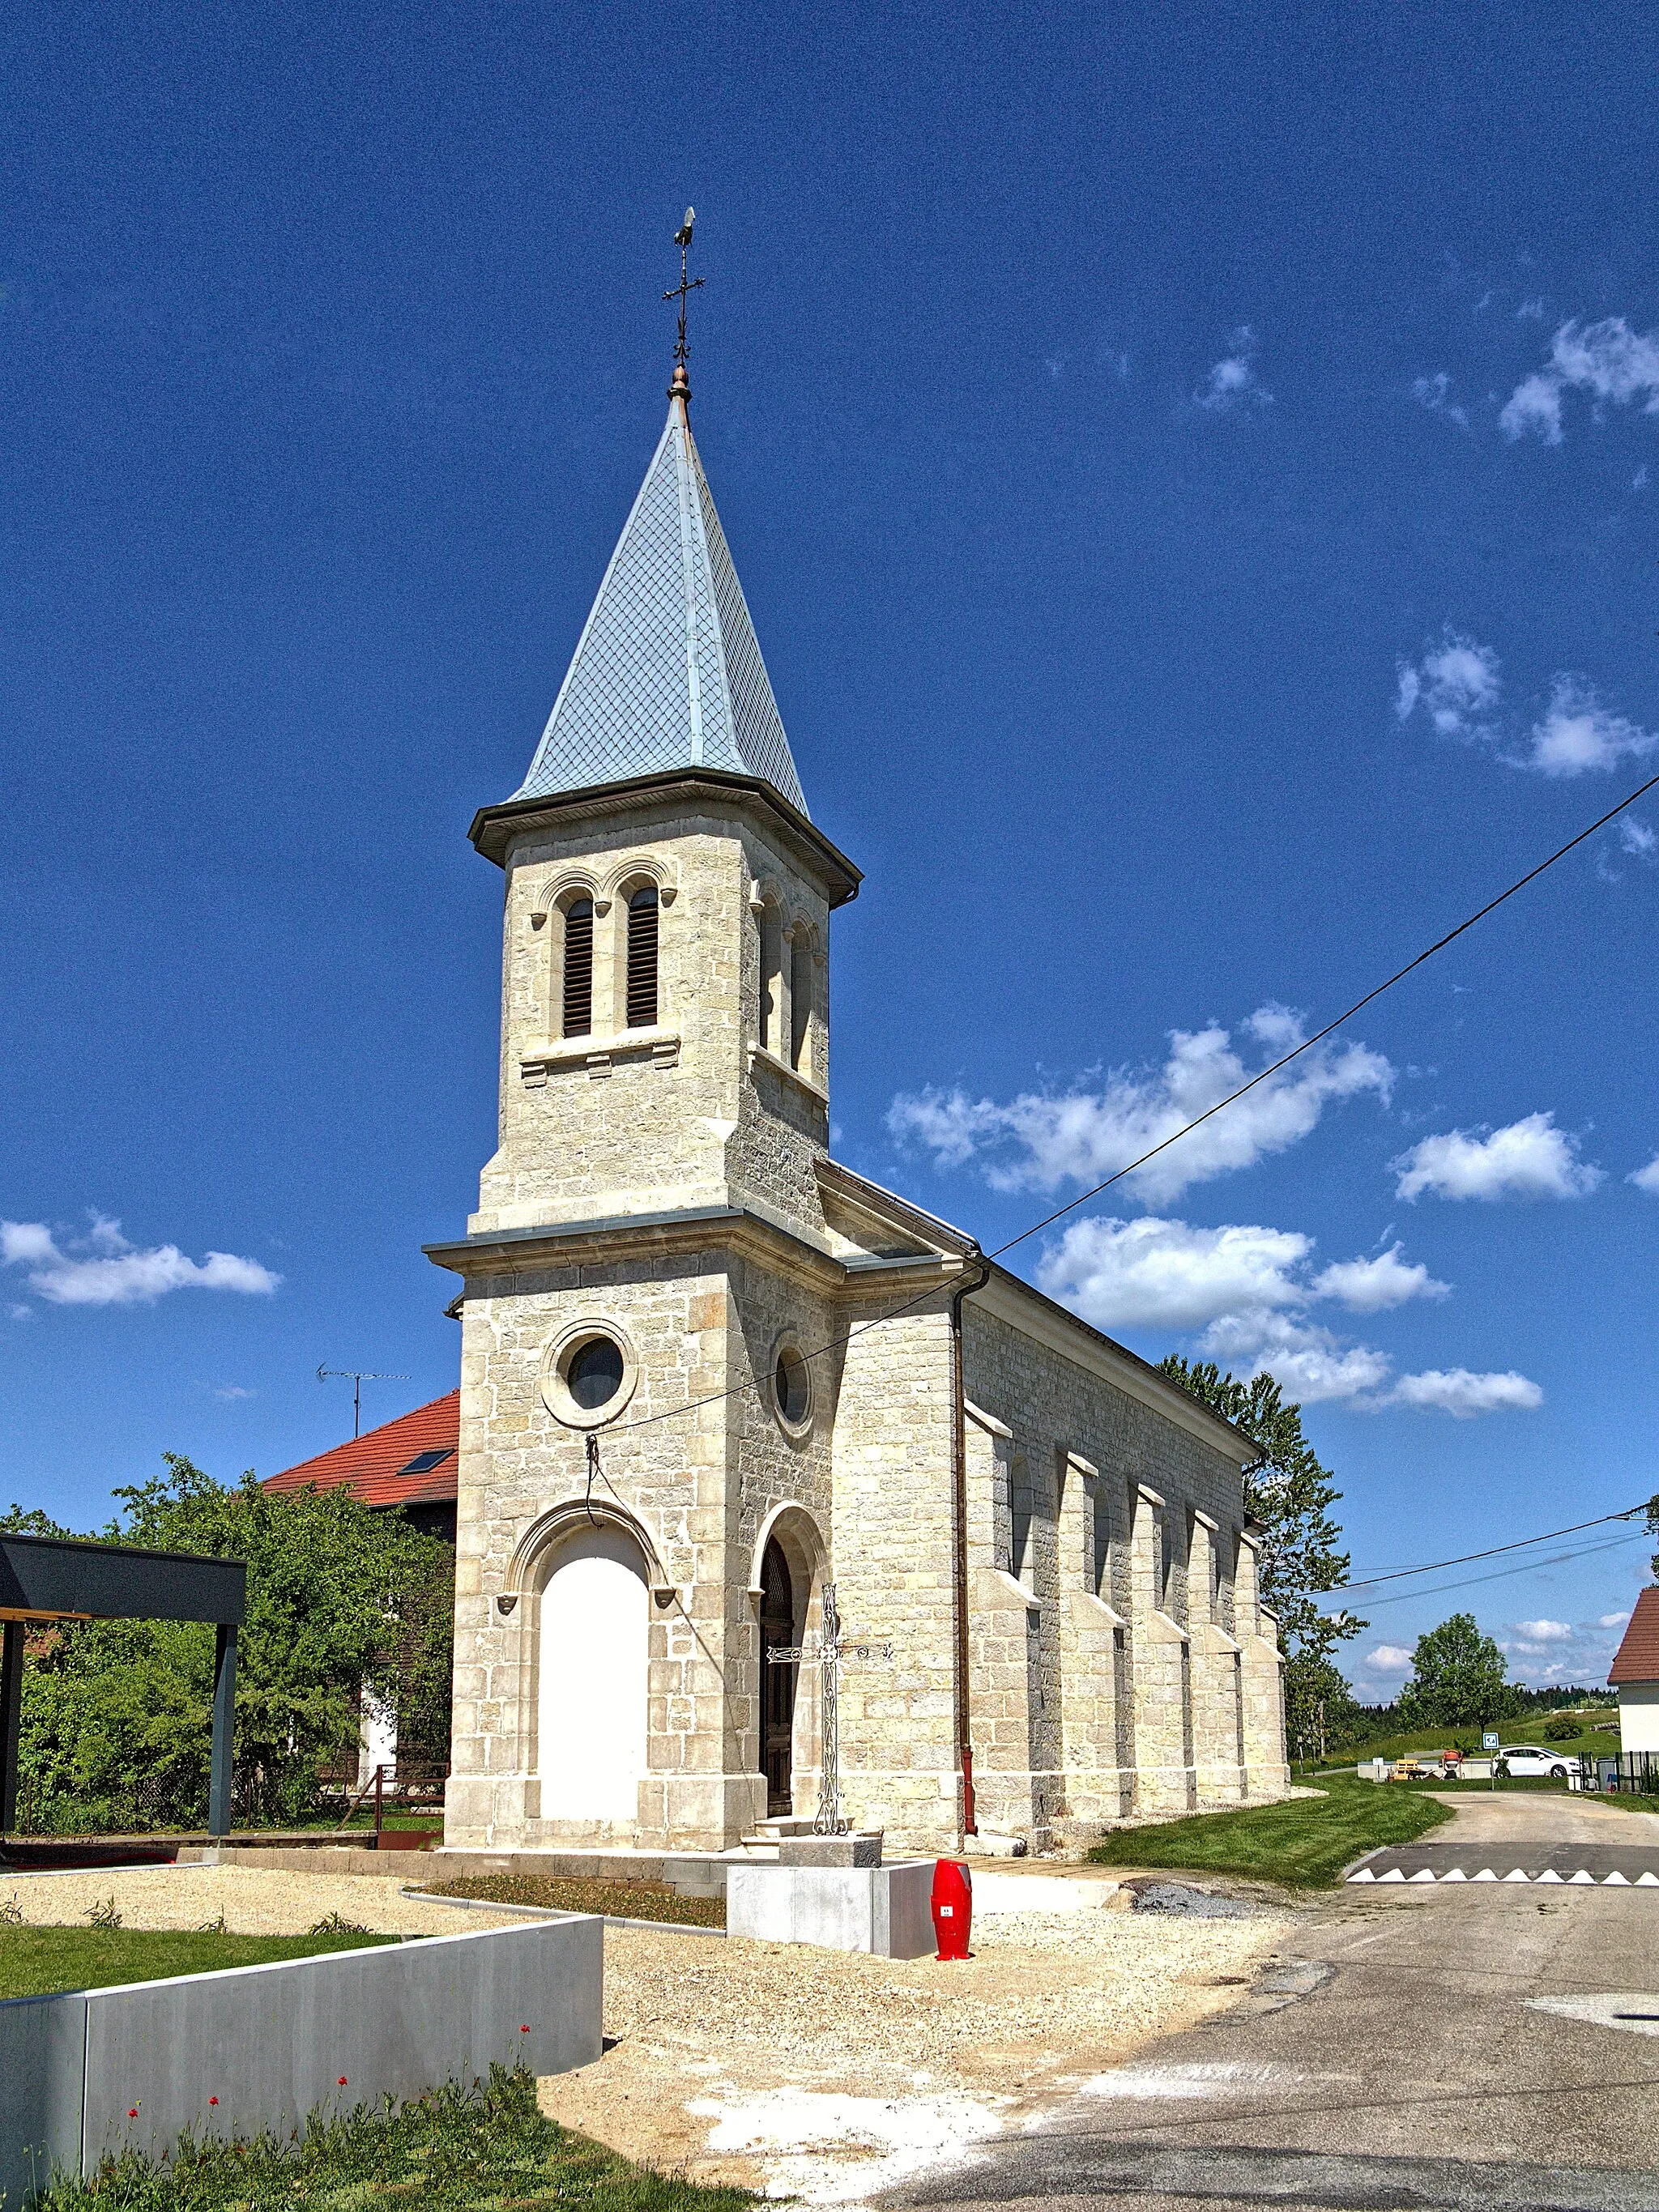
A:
[663,207,704,375]
[766,1580,892,1836]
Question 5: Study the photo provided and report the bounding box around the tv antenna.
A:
[317,1366,411,1439]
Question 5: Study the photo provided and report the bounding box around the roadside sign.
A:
[1482,1731,1499,1750]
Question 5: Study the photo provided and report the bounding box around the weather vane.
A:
[664,207,703,392]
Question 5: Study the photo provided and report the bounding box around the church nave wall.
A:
[957,1298,1286,1842]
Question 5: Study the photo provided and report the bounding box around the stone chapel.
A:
[426,354,1289,1858]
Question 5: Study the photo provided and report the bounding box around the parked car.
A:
[1495,1744,1575,1779]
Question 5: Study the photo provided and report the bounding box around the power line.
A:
[608,764,1659,1441]
[1339,1501,1654,1592]
[1320,1528,1651,1614]
[988,765,1659,1259]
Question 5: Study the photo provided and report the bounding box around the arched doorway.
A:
[759,1538,797,1817]
[538,1524,649,1826]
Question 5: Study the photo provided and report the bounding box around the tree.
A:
[1396,1612,1518,1730]
[1157,1358,1365,1742]
[5,1459,453,1832]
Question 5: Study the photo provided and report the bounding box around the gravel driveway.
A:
[540,1902,1293,2205]
[0,1864,523,1937]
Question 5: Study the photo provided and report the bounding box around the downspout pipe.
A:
[949,1243,992,1843]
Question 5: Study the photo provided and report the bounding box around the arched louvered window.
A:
[790,931,812,1072]
[757,903,783,1052]
[626,885,659,1029]
[561,897,594,1039]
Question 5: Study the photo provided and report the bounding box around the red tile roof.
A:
[263,1392,459,1510]
[1609,1588,1659,1684]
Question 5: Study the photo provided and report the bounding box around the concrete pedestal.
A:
[777,1831,883,1868]
[727,1859,934,1957]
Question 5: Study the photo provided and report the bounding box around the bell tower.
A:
[466,356,859,1243]
[432,241,862,1853]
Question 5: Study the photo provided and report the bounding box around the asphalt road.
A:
[887,1791,1659,2212]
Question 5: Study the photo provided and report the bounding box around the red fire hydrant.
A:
[931,1859,972,1960]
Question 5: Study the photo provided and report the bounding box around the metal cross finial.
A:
[663,206,703,394]
[767,1581,893,1837]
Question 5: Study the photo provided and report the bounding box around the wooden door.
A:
[759,1541,796,1817]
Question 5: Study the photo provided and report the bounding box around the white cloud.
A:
[1035,1215,1505,1412]
[1503,1611,1639,1685]
[1502,316,1659,445]
[1516,298,1546,322]
[1363,1644,1415,1673]
[888,1006,1393,1207]
[1630,1156,1659,1196]
[1395,630,1502,737]
[1386,1368,1544,1417]
[1033,1217,1311,1333]
[0,1216,280,1308]
[212,1384,258,1401]
[1311,1242,1450,1313]
[1200,1309,1395,1405]
[1520,676,1658,778]
[1411,372,1468,427]
[1619,816,1657,859]
[1394,639,1655,782]
[1392,1112,1603,1203]
[1196,326,1272,413]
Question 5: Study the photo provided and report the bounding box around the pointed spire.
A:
[510,394,809,816]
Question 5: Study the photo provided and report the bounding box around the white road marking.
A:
[1528,1994,1659,2039]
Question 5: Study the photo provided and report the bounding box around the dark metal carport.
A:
[0,1533,246,1839]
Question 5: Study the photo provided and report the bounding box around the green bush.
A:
[6,1458,452,1834]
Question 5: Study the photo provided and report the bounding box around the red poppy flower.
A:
[339,2078,348,2087]
[208,2097,218,2107]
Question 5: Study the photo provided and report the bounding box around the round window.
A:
[567,1335,625,1411]
[774,1345,811,1429]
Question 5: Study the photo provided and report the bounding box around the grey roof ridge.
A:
[815,1154,977,1255]
[817,1157,1254,1460]
[971,1259,1260,1465]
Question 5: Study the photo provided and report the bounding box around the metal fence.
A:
[1597,1753,1659,1794]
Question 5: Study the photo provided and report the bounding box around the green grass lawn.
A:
[0,1926,398,2002]
[38,2062,752,2212]
[1302,1717,1620,1771]
[1085,1775,1455,1888]
[424,1874,724,1929]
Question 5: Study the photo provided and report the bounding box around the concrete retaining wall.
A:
[726,1859,934,1956]
[0,1917,602,2207]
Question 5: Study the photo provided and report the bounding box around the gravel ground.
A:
[0,1865,523,1937]
[540,1903,1294,2204]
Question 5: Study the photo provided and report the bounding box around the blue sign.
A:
[1482,1731,1500,1750]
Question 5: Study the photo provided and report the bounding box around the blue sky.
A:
[3,2,1657,1698]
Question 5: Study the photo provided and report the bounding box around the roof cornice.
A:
[469,769,862,907]
[968,1264,1260,1467]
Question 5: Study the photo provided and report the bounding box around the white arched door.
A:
[537,1526,650,1824]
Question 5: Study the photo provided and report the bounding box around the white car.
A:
[1496,1744,1576,1779]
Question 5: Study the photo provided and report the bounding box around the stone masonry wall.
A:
[960,1300,1286,1843]
[830,1286,962,1854]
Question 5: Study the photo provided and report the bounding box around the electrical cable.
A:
[1317,1528,1651,1613]
[1338,1501,1654,1592]
[605,764,1659,1442]
[987,765,1659,1259]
